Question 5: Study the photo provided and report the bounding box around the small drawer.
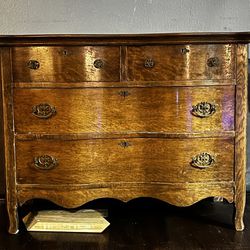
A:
[12,46,120,82]
[16,138,234,185]
[126,44,235,81]
[13,86,235,134]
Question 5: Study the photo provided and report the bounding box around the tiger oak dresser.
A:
[1,33,250,234]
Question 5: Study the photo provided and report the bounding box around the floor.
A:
[0,194,250,250]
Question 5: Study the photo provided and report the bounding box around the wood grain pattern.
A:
[127,45,235,81]
[0,48,19,234]
[12,46,120,82]
[14,86,235,134]
[1,33,249,234]
[16,138,234,185]
[17,182,234,208]
[234,44,248,231]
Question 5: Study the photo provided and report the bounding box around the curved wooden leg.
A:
[234,199,245,231]
[7,203,19,234]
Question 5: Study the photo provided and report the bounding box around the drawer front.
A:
[14,86,235,134]
[12,46,120,82]
[16,138,234,184]
[126,44,235,81]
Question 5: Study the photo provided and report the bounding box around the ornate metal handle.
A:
[118,90,130,98]
[190,152,215,169]
[34,155,58,170]
[207,57,220,67]
[119,141,131,148]
[94,59,104,69]
[32,103,56,119]
[27,60,40,70]
[191,102,216,118]
[144,58,155,68]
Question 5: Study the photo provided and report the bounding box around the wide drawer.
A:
[16,138,234,184]
[14,86,235,134]
[126,44,235,81]
[12,46,120,82]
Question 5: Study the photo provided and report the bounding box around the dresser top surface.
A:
[0,32,250,46]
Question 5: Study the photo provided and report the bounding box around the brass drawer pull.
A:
[32,103,56,119]
[191,102,216,118]
[190,152,215,169]
[144,58,155,68]
[94,59,104,69]
[207,57,220,67]
[27,60,40,70]
[34,155,58,170]
[118,90,130,98]
[119,141,131,148]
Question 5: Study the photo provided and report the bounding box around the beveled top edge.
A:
[0,32,250,46]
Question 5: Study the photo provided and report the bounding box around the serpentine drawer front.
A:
[12,46,120,82]
[1,33,249,234]
[16,138,234,184]
[126,45,235,81]
[14,86,234,134]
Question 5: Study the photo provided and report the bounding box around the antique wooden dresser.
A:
[1,33,249,233]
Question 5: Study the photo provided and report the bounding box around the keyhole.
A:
[118,90,130,98]
[181,48,190,54]
[119,141,131,148]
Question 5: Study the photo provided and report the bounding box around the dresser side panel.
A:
[0,53,5,198]
[1,47,18,233]
[235,44,248,231]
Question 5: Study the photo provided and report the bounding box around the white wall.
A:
[0,0,249,34]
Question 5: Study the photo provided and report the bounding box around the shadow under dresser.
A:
[1,33,250,233]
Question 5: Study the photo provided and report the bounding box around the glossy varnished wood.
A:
[127,44,235,81]
[234,44,248,231]
[16,138,234,185]
[1,33,249,234]
[12,46,120,82]
[14,86,235,134]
